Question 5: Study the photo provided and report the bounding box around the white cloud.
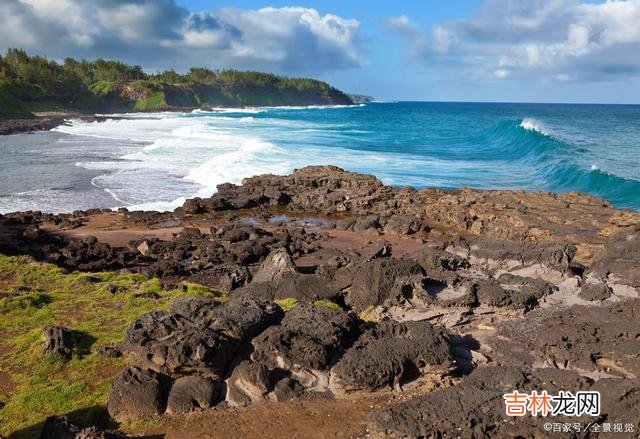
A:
[0,1,362,74]
[385,0,640,82]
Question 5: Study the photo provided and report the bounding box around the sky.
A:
[1,0,639,103]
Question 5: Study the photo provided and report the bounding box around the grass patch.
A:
[133,91,167,111]
[313,299,343,312]
[357,306,380,322]
[0,254,224,438]
[274,297,299,311]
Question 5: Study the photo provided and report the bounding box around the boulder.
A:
[206,297,284,342]
[332,320,451,391]
[335,257,424,312]
[122,311,235,379]
[95,345,122,358]
[382,214,420,235]
[271,376,305,402]
[107,366,167,422]
[579,281,612,301]
[187,263,251,291]
[166,375,220,414]
[252,248,296,284]
[251,303,360,372]
[44,325,72,360]
[273,272,338,302]
[225,361,274,406]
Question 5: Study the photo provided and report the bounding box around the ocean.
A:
[1,102,639,213]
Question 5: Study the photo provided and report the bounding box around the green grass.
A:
[274,298,344,313]
[89,80,115,96]
[274,297,299,311]
[313,299,344,312]
[133,91,167,111]
[0,254,224,438]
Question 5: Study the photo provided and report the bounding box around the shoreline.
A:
[0,102,366,136]
[1,165,639,437]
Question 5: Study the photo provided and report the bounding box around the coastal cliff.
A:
[0,49,353,133]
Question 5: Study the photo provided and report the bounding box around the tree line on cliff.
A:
[0,48,353,118]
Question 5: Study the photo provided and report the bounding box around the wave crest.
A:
[520,118,549,136]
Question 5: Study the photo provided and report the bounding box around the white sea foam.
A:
[520,118,549,135]
[47,107,512,212]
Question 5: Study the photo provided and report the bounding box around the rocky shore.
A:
[1,166,639,438]
[0,113,70,135]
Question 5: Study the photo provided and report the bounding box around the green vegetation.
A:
[0,48,352,118]
[275,297,300,311]
[275,297,344,313]
[313,299,344,312]
[0,254,225,438]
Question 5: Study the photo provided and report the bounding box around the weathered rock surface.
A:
[122,310,236,379]
[335,257,424,312]
[2,166,640,435]
[499,299,640,379]
[251,303,360,372]
[44,325,72,360]
[332,320,451,391]
[165,375,220,414]
[107,366,167,422]
[225,361,275,406]
[40,415,126,439]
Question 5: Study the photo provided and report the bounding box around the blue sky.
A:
[2,0,639,103]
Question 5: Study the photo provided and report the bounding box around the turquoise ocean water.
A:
[1,102,639,213]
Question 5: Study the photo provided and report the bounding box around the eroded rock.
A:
[107,366,167,422]
[166,375,220,414]
[332,320,451,391]
[44,325,72,360]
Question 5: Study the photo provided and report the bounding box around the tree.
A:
[188,67,216,84]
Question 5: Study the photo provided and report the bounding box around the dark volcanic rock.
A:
[451,236,577,270]
[187,263,251,291]
[44,325,72,360]
[96,345,122,358]
[206,297,284,342]
[251,303,360,371]
[499,299,640,378]
[370,366,531,438]
[413,245,469,273]
[382,214,420,236]
[225,360,275,406]
[165,375,220,414]
[122,311,236,379]
[371,364,639,438]
[589,223,640,287]
[274,272,338,302]
[60,236,130,271]
[472,273,557,310]
[40,415,126,439]
[579,279,613,301]
[107,366,167,422]
[332,320,451,391]
[335,257,424,312]
[252,247,296,284]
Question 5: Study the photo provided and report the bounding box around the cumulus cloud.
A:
[385,0,640,82]
[0,0,362,73]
